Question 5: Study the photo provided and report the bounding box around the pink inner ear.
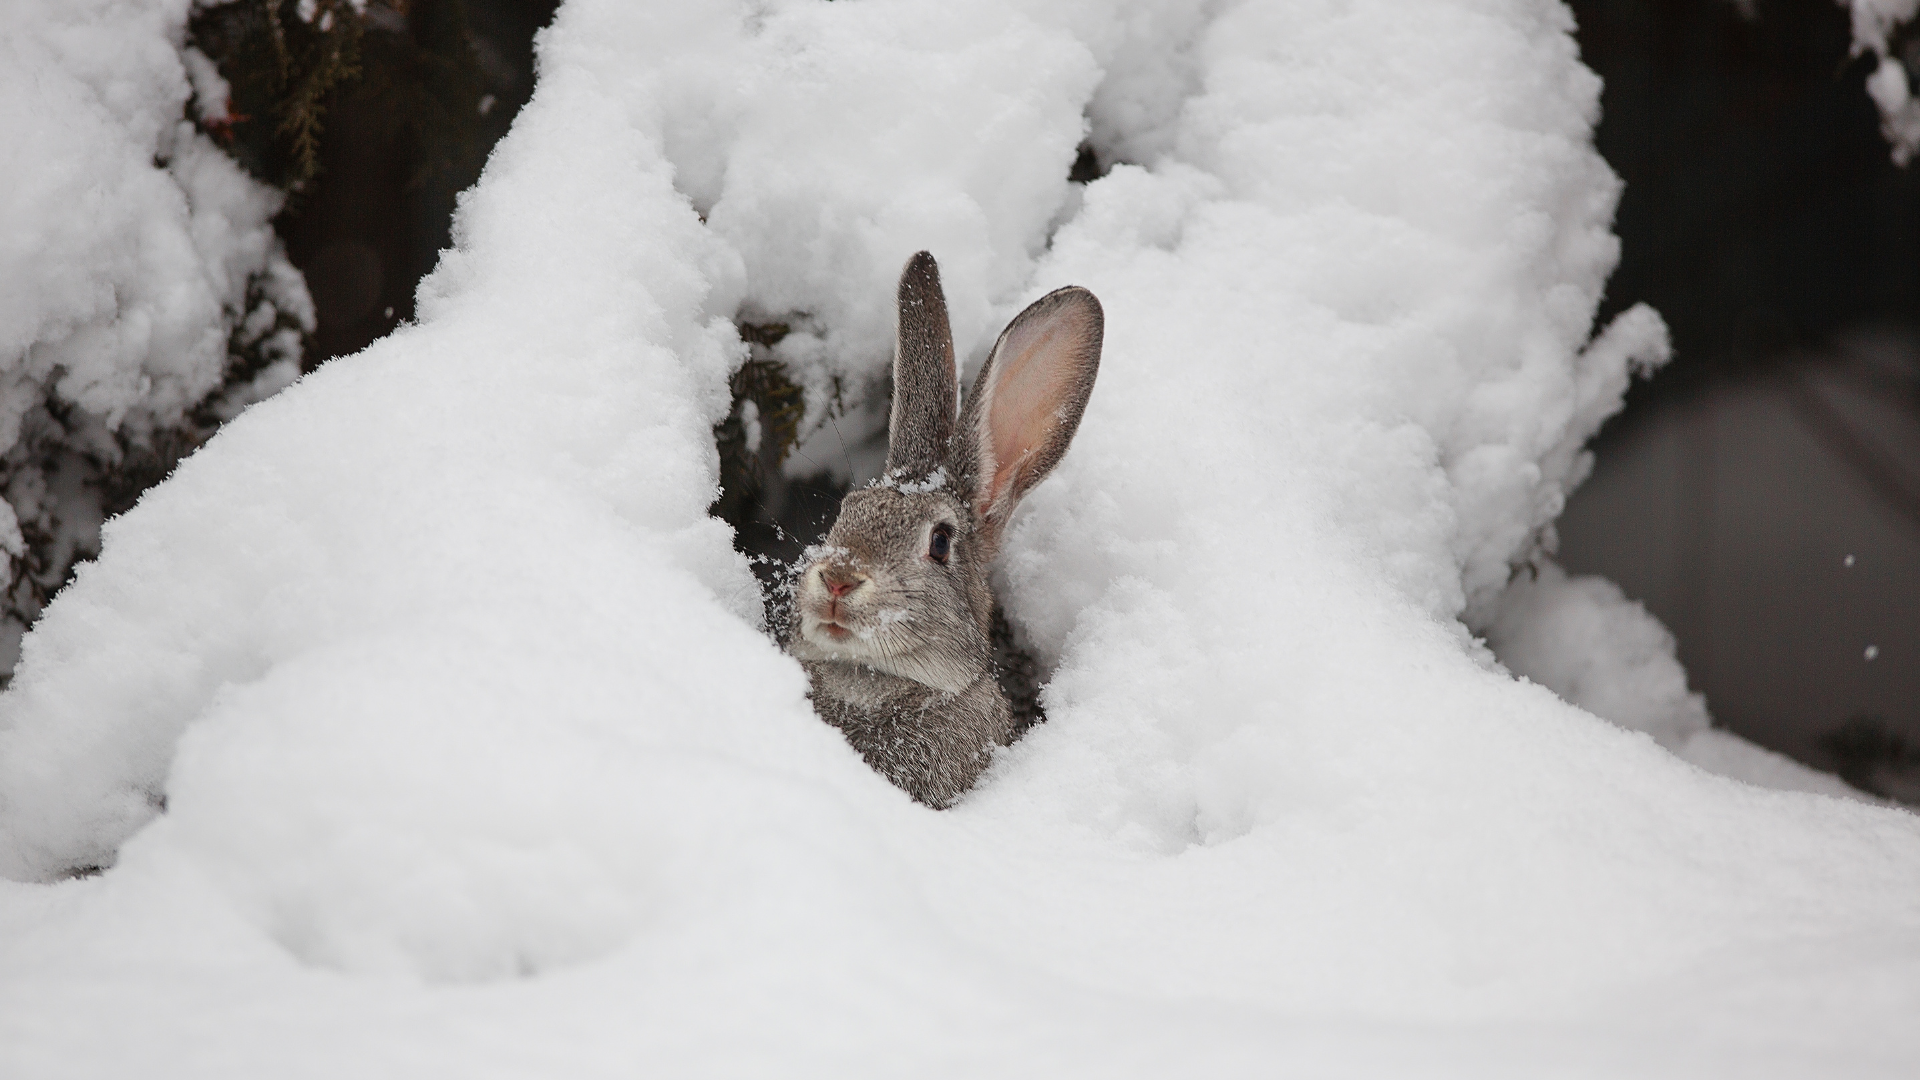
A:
[981,310,1089,517]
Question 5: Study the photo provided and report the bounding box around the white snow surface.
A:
[2,1,1918,1076]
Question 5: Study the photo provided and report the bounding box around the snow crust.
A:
[2,0,1918,1075]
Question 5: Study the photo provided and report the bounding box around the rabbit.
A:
[786,251,1102,808]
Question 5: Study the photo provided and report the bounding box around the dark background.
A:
[1573,0,1920,377]
[1561,0,1920,800]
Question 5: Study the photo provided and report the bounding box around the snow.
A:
[1845,0,1920,54]
[1865,53,1920,164]
[1485,561,1864,798]
[2,0,1918,1076]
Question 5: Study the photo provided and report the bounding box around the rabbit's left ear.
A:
[885,251,959,482]
[960,285,1103,549]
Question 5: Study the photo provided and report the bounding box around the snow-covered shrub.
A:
[0,0,314,674]
[1,1,1917,1073]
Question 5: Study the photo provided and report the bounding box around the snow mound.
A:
[1,0,1917,1074]
[1483,562,1713,752]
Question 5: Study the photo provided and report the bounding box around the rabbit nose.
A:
[819,565,865,597]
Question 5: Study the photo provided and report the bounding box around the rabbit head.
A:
[788,251,1102,698]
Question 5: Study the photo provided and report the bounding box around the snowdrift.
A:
[2,1,1917,1076]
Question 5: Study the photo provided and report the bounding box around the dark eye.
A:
[928,523,953,564]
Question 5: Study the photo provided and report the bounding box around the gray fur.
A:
[788,252,1103,807]
[884,251,958,482]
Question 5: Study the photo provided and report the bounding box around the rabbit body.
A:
[804,661,1011,809]
[787,252,1101,807]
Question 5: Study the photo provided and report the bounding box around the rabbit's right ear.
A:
[959,285,1103,553]
[884,251,958,482]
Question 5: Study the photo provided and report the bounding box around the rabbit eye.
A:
[928,523,953,564]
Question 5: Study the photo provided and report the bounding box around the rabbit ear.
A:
[884,251,958,481]
[960,285,1103,549]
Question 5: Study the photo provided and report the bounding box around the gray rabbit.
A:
[787,251,1103,807]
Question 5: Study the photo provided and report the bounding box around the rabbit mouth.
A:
[812,597,858,640]
[799,603,867,649]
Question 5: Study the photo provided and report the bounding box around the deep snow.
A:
[1,0,1917,1076]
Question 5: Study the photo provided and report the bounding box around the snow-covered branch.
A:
[1842,0,1920,161]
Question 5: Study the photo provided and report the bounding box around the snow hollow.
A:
[2,1,1918,1076]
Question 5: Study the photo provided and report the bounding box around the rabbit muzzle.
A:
[796,559,880,648]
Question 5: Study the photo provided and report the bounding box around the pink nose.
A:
[821,566,862,598]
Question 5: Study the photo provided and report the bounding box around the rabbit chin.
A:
[790,619,978,696]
